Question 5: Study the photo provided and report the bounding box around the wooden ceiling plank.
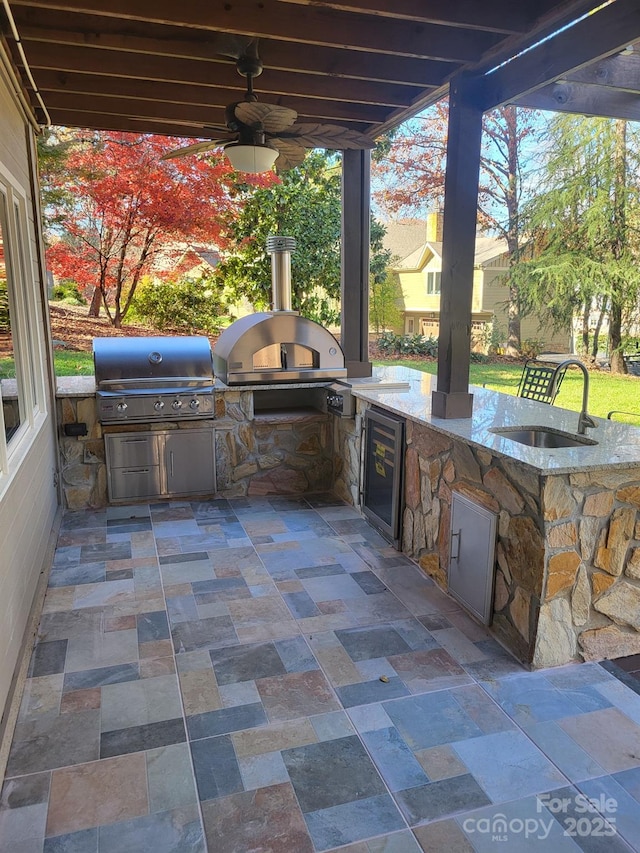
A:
[33,67,425,109]
[514,81,640,121]
[10,13,458,87]
[10,0,502,62]
[44,107,368,137]
[477,0,640,110]
[275,0,560,35]
[41,87,390,124]
[563,49,640,94]
[43,110,224,136]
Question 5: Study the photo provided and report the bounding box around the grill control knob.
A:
[116,401,128,413]
[171,399,183,411]
[154,401,165,412]
[189,398,200,410]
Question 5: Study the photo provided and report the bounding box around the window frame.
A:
[0,161,47,480]
[426,271,442,296]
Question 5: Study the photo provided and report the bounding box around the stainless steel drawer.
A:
[108,466,162,501]
[106,434,160,468]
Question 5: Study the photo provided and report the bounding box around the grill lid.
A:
[93,336,214,390]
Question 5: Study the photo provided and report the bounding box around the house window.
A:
[0,173,44,466]
[426,271,441,295]
[406,317,415,333]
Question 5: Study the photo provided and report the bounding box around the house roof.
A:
[393,235,508,271]
[2,1,639,142]
[382,219,426,263]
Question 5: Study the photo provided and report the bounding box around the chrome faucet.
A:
[551,359,597,435]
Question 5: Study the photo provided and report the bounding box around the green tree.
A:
[370,270,402,334]
[130,272,227,334]
[216,151,389,326]
[520,115,640,373]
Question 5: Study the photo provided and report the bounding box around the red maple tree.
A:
[45,131,273,327]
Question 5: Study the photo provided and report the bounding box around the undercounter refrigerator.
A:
[361,407,405,548]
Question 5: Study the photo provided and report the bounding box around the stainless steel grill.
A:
[93,336,215,423]
[213,236,347,385]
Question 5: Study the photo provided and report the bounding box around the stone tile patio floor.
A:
[2,495,640,852]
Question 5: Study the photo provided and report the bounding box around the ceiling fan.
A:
[161,40,375,172]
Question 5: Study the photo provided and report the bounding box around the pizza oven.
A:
[213,236,347,385]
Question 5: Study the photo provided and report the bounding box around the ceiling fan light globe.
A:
[225,143,277,173]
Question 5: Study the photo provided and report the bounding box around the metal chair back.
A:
[517,359,566,404]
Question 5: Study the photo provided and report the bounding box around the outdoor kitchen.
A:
[55,294,640,674]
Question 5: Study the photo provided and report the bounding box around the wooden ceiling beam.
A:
[33,67,426,110]
[10,0,502,62]
[276,0,561,35]
[9,11,456,87]
[477,0,640,110]
[514,80,640,121]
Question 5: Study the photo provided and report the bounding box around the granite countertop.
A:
[55,375,96,397]
[351,366,640,474]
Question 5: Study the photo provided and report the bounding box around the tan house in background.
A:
[385,213,571,353]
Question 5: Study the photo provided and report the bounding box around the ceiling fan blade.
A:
[160,138,234,160]
[270,138,308,171]
[280,123,375,150]
[235,102,297,133]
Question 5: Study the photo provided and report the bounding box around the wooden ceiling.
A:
[2,0,640,141]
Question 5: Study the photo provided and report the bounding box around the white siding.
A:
[0,53,58,720]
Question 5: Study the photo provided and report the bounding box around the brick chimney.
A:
[426,210,444,242]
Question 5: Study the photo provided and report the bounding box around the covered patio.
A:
[3,1,640,851]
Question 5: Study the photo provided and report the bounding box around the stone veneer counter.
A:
[345,366,640,669]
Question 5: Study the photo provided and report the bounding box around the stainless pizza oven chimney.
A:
[213,236,347,385]
[268,235,295,312]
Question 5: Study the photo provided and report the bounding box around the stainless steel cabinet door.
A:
[448,492,497,625]
[164,429,216,496]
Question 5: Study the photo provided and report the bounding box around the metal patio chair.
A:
[516,358,567,404]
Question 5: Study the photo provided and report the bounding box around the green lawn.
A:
[52,351,95,375]
[0,351,94,379]
[374,358,640,426]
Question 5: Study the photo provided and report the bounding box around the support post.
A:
[432,76,484,419]
[341,148,372,378]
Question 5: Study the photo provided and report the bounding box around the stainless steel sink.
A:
[490,425,598,448]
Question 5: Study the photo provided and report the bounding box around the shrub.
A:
[377,331,438,357]
[51,280,86,305]
[130,274,227,334]
[521,338,543,359]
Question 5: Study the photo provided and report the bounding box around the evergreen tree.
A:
[520,115,640,372]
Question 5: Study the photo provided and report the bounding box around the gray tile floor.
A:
[2,495,640,851]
